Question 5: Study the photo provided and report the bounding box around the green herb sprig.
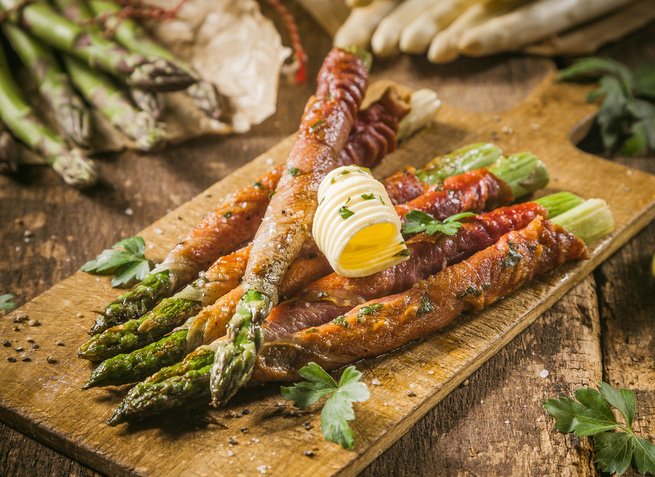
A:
[0,293,17,312]
[558,58,655,155]
[402,211,475,237]
[81,236,152,288]
[281,362,370,449]
[544,381,655,475]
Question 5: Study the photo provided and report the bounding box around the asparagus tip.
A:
[186,81,231,122]
[50,148,97,188]
[130,89,163,119]
[128,57,196,92]
[56,100,92,147]
[341,45,373,72]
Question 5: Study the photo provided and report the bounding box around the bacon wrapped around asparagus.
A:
[106,194,613,425]
[84,154,544,375]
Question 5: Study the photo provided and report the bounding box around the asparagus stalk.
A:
[78,297,199,362]
[2,23,91,147]
[0,42,96,187]
[0,121,19,173]
[53,0,164,120]
[0,0,194,91]
[93,193,580,390]
[489,152,549,199]
[107,196,612,424]
[63,55,165,151]
[417,142,503,185]
[87,0,229,121]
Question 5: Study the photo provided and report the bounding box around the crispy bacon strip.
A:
[243,48,371,302]
[264,202,546,340]
[395,168,513,220]
[252,217,588,382]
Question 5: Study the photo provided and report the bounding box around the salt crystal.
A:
[539,369,549,379]
[125,208,134,216]
[371,378,381,386]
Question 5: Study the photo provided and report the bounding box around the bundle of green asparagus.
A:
[0,0,230,185]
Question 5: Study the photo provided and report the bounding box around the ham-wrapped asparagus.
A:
[108,198,613,425]
[85,156,549,380]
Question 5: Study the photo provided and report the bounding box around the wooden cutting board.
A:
[1,75,654,477]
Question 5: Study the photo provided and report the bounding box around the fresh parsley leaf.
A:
[594,432,634,475]
[0,293,17,312]
[281,362,370,450]
[559,57,655,155]
[633,435,655,475]
[338,206,355,220]
[402,210,475,237]
[544,381,655,476]
[81,236,152,288]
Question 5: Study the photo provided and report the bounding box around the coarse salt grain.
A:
[539,369,549,379]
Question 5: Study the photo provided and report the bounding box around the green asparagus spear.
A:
[52,0,164,120]
[78,297,200,362]
[0,42,96,187]
[85,329,188,388]
[0,121,19,173]
[90,270,172,334]
[0,0,194,91]
[417,142,503,185]
[63,55,165,151]
[129,88,163,119]
[87,0,229,121]
[107,346,214,425]
[2,23,91,147]
[107,196,613,425]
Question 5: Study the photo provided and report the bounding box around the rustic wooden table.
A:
[1,5,653,475]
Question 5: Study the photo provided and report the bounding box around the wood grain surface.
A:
[1,5,654,476]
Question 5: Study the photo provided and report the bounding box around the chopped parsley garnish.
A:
[309,119,326,132]
[253,181,264,189]
[288,167,300,176]
[358,303,383,317]
[333,316,349,328]
[501,242,523,268]
[361,193,375,200]
[223,211,233,219]
[417,295,433,316]
[394,248,410,257]
[338,206,355,220]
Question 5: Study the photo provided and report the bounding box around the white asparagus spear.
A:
[399,0,476,55]
[370,0,435,57]
[334,0,400,49]
[458,0,637,56]
[524,0,655,57]
[427,3,500,63]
